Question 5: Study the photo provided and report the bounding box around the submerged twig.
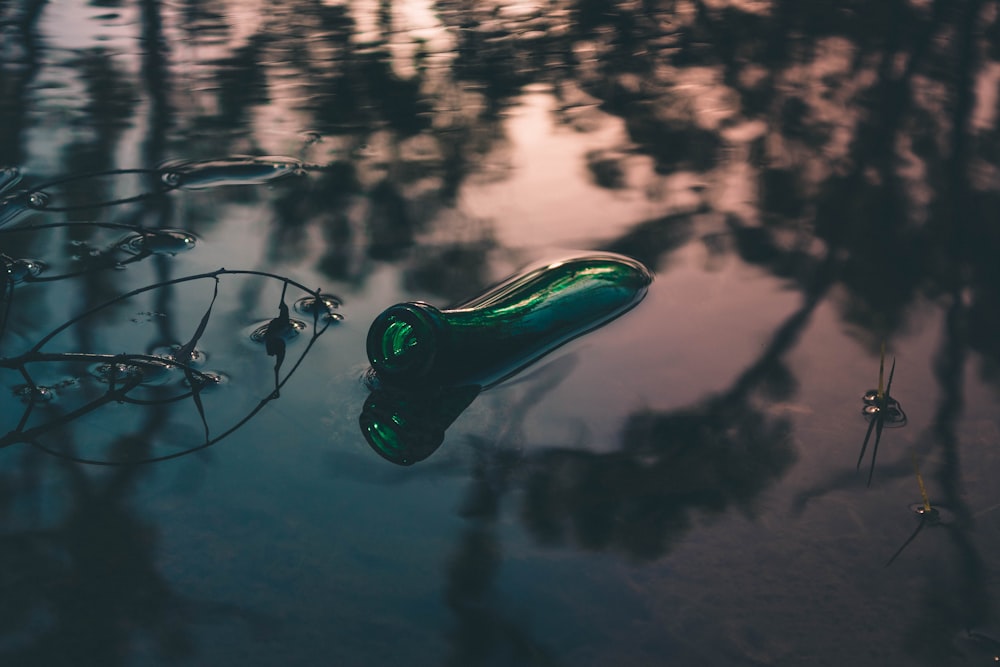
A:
[856,352,905,486]
[264,282,291,397]
[884,454,939,567]
[1,269,337,464]
[884,513,928,567]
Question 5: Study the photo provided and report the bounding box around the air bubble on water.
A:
[146,230,196,254]
[135,359,176,385]
[908,503,955,525]
[120,230,197,256]
[14,384,55,404]
[294,294,344,321]
[249,318,308,344]
[160,171,183,187]
[89,358,175,387]
[861,387,906,424]
[182,371,227,389]
[6,258,47,283]
[152,344,207,367]
[27,191,50,209]
[89,361,145,385]
[362,366,381,390]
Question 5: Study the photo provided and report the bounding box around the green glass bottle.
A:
[360,252,651,464]
[365,252,653,389]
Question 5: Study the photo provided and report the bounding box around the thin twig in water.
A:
[858,356,896,486]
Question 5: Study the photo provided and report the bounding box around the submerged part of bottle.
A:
[366,252,652,388]
[360,384,480,465]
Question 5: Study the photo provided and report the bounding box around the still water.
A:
[2,0,1000,665]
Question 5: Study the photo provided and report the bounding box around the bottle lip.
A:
[365,301,446,381]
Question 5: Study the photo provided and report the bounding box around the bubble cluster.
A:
[249,318,308,344]
[861,389,907,426]
[5,258,47,283]
[151,344,207,367]
[118,230,197,256]
[89,361,149,385]
[294,294,345,322]
[909,503,955,525]
[89,358,175,387]
[13,384,56,404]
[182,371,227,390]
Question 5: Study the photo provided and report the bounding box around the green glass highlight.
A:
[365,252,653,389]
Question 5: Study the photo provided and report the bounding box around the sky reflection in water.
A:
[1,0,1000,665]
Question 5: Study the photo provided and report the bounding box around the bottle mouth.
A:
[365,302,444,381]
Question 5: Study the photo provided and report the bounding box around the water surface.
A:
[2,1,1000,665]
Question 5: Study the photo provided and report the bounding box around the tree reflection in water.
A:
[0,0,999,663]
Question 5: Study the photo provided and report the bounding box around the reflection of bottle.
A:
[366,252,652,388]
[360,384,480,465]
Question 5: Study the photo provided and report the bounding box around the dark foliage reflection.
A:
[1,0,999,663]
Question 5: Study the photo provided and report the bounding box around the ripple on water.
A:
[88,358,176,387]
[182,371,228,390]
[151,344,207,367]
[118,229,197,256]
[909,503,956,525]
[294,294,345,322]
[5,257,47,283]
[861,389,907,426]
[158,156,303,190]
[248,318,308,344]
[13,384,56,404]
[27,191,50,209]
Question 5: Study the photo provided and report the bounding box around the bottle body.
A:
[365,252,652,389]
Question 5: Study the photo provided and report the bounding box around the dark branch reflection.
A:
[1,0,999,663]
